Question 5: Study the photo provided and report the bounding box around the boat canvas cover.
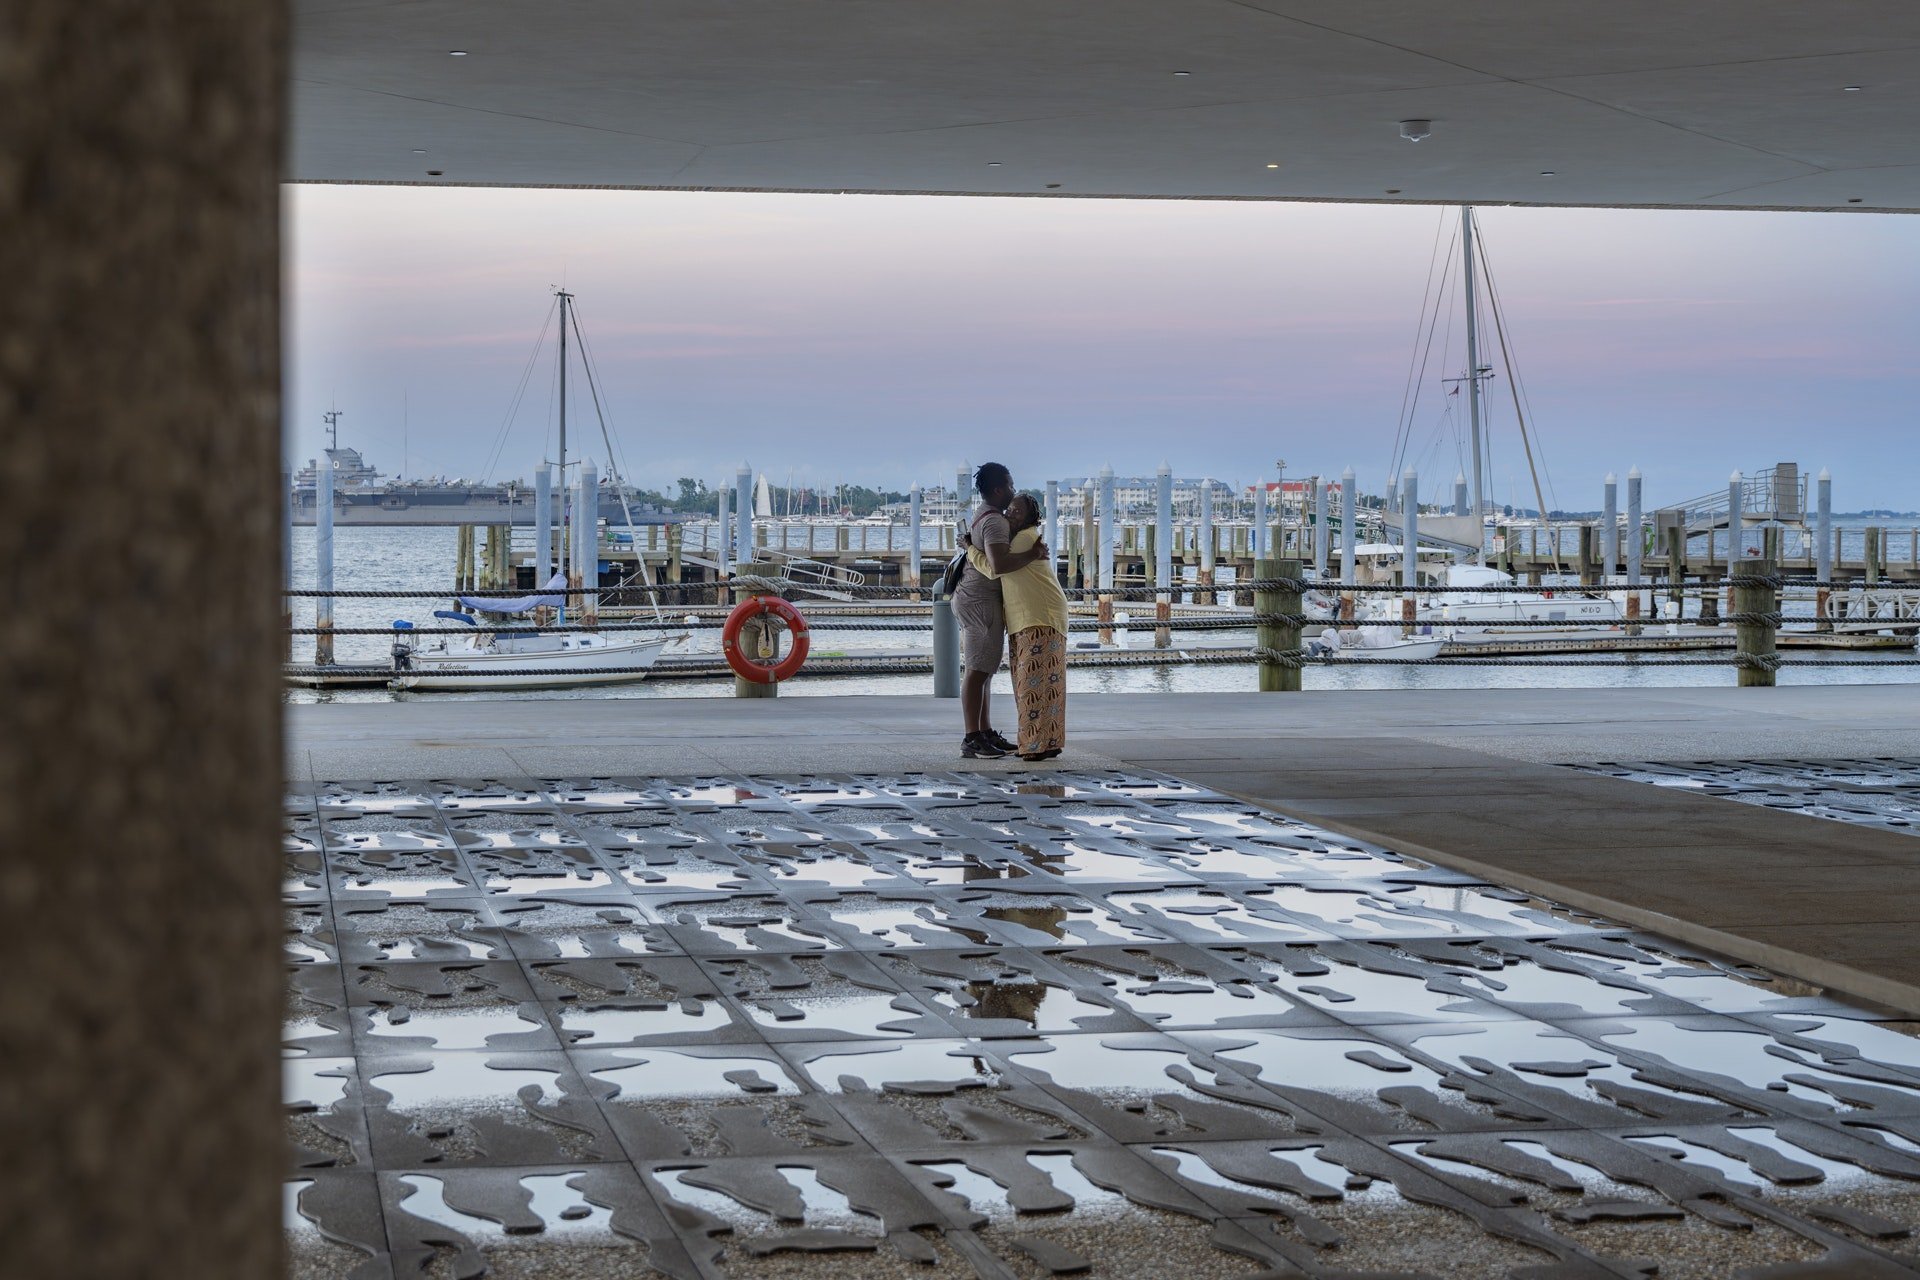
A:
[456,572,568,615]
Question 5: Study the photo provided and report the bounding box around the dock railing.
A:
[283,561,1920,694]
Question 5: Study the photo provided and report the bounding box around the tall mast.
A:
[1461,207,1484,518]
[557,289,571,580]
[323,408,341,452]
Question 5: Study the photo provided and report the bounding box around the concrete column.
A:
[1602,473,1618,577]
[0,0,287,1272]
[534,465,553,583]
[314,439,334,664]
[735,463,753,565]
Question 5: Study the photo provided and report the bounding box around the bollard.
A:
[315,450,335,665]
[1255,557,1303,692]
[932,598,959,698]
[731,561,782,699]
[1732,557,1779,688]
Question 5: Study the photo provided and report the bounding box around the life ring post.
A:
[723,562,810,695]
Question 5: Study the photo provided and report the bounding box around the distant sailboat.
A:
[389,289,670,690]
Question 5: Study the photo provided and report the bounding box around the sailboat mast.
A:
[557,289,571,580]
[1461,206,1484,519]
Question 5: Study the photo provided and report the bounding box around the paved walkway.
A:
[291,687,1920,1016]
[285,689,1920,1277]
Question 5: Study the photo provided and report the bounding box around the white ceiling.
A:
[293,1,1920,210]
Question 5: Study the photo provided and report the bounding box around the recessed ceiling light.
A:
[1172,71,1192,77]
[1266,163,1279,169]
[1843,85,1863,91]
[427,169,444,176]
[1385,188,1401,194]
[449,50,468,56]
[1539,170,1556,175]
[1848,197,1864,203]
[1045,183,1062,189]
[987,161,1002,167]
[411,148,427,154]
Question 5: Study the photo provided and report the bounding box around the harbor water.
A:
[287,525,1920,704]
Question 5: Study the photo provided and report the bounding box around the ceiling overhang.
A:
[293,1,1920,211]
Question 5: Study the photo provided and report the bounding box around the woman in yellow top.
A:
[968,494,1068,761]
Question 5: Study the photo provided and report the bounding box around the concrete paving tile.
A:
[310,745,524,783]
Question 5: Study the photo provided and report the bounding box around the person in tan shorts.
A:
[951,462,1047,759]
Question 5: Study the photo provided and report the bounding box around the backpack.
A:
[942,508,993,597]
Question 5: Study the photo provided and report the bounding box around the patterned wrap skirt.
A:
[1008,625,1067,755]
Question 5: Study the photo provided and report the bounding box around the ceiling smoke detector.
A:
[1399,119,1432,143]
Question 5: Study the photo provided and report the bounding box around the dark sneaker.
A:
[983,729,1018,754]
[962,733,1008,759]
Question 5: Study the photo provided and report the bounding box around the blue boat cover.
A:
[455,572,568,615]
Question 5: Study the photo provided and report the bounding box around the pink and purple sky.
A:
[288,186,1919,509]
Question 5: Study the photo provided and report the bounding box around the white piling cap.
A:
[1730,469,1743,482]
[1157,462,1172,476]
[1099,463,1114,477]
[1454,472,1467,485]
[1342,466,1355,480]
[1403,467,1418,481]
[1605,472,1616,484]
[1628,465,1642,480]
[1819,467,1831,481]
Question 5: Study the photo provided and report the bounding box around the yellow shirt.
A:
[968,526,1068,636]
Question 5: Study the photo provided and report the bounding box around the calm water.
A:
[287,525,1920,704]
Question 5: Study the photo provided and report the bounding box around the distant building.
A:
[1052,476,1237,518]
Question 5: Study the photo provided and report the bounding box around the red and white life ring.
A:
[721,595,810,683]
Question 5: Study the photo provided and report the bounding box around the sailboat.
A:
[1370,207,1623,645]
[389,289,672,690]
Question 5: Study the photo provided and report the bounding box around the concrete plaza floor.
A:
[285,687,1920,1277]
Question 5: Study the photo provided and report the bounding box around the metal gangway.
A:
[1660,462,1806,535]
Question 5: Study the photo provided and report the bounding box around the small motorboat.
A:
[1309,627,1444,662]
[389,574,668,691]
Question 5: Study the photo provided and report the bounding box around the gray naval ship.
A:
[289,413,671,526]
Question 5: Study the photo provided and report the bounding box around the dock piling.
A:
[1255,557,1303,692]
[578,463,599,627]
[1453,473,1468,518]
[1601,473,1618,578]
[534,466,552,584]
[1732,556,1779,688]
[315,450,334,665]
[735,463,753,567]
[908,486,922,600]
[731,562,779,698]
[1340,467,1357,622]
[1098,464,1116,645]
[1313,474,1330,576]
[1401,469,1419,633]
[1199,478,1216,605]
[1044,480,1060,583]
[1154,464,1172,648]
[1625,467,1643,627]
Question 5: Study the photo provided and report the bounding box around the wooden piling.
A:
[1255,557,1303,693]
[1732,557,1778,688]
[1578,525,1596,587]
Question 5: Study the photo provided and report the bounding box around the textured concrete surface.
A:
[285,768,1920,1277]
[292,688,1920,1016]
[1,2,288,1275]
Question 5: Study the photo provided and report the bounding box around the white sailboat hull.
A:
[393,634,668,690]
